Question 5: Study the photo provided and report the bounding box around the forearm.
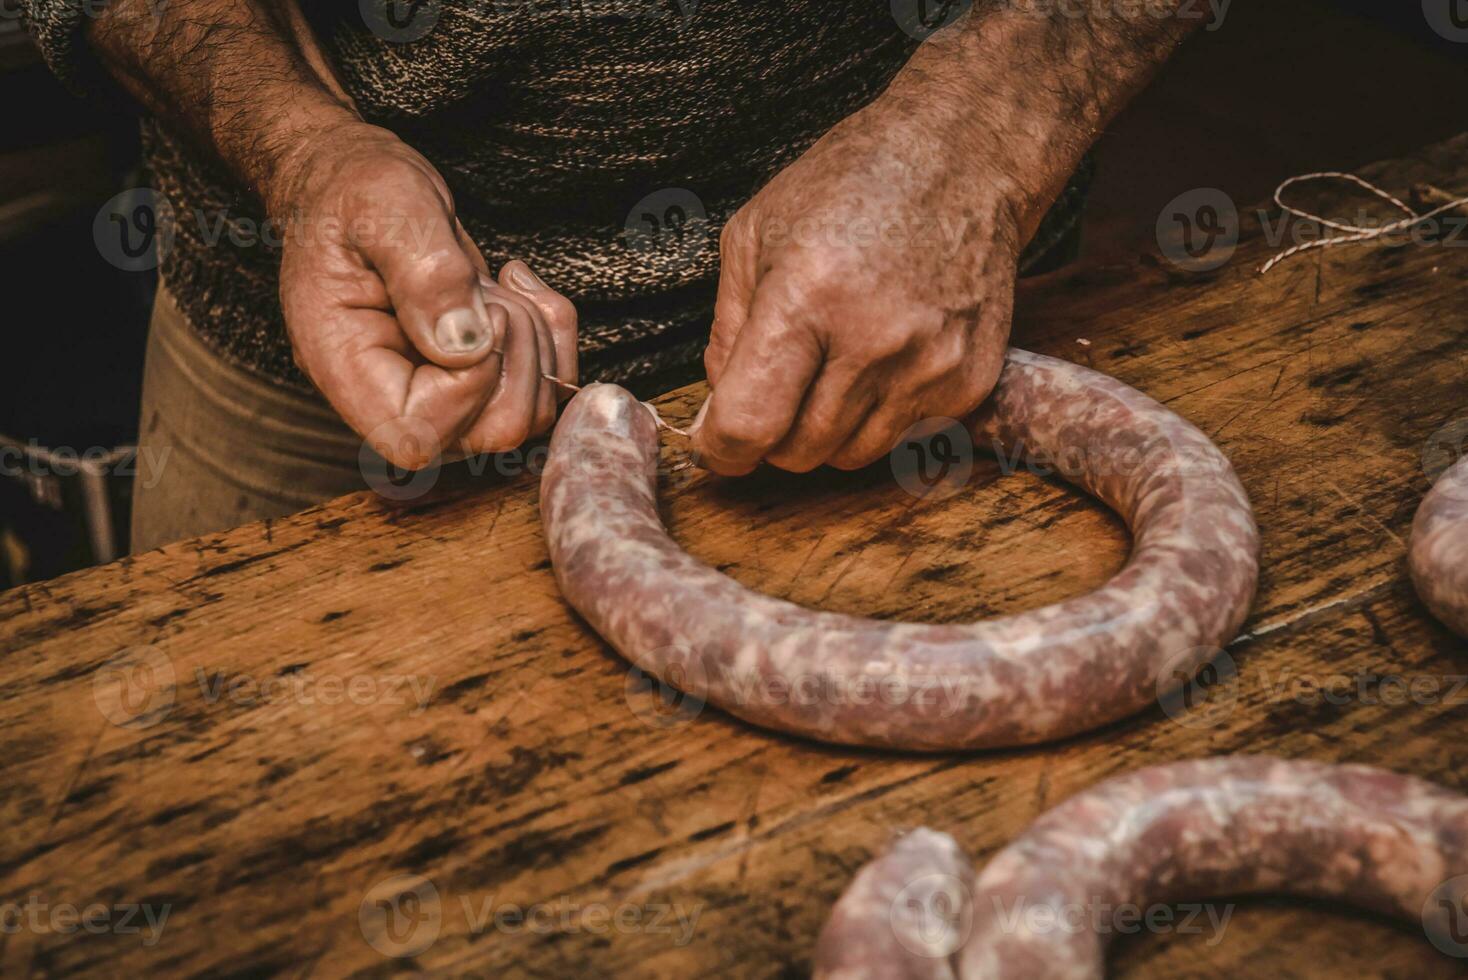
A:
[882,0,1204,236]
[84,0,359,217]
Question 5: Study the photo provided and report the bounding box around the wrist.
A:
[886,17,1085,222]
[857,88,1052,251]
[248,103,369,223]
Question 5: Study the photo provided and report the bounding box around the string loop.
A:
[1260,172,1468,274]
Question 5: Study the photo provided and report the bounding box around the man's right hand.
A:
[272,123,578,470]
[80,0,576,472]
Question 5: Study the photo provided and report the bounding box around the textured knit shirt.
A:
[23,0,1088,397]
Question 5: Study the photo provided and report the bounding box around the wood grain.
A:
[3,135,1468,979]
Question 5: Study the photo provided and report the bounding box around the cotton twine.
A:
[1260,171,1468,275]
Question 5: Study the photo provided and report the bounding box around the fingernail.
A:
[435,304,492,354]
[508,263,546,291]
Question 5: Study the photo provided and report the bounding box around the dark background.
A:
[1,0,1465,587]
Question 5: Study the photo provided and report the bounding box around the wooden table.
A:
[4,135,1468,979]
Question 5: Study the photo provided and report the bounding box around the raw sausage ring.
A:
[813,756,1468,978]
[1409,457,1468,638]
[540,349,1259,750]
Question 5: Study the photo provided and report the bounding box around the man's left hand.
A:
[693,96,1023,475]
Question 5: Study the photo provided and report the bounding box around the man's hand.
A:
[695,104,1019,475]
[82,0,577,471]
[693,4,1204,475]
[273,123,576,469]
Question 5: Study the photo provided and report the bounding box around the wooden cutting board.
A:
[2,134,1467,978]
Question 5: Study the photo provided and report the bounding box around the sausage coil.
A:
[1409,457,1468,638]
[540,350,1259,750]
[813,756,1468,978]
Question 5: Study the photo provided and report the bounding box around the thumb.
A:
[358,190,500,369]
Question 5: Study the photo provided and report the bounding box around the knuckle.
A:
[918,347,966,388]
[400,247,472,293]
[865,316,936,364]
[827,446,876,471]
[701,454,755,478]
[377,429,439,471]
[829,419,902,471]
[468,420,528,456]
[459,429,499,456]
[719,212,752,255]
[340,163,421,218]
[765,446,821,474]
[710,408,782,457]
[828,337,900,377]
[703,338,732,380]
[542,291,578,328]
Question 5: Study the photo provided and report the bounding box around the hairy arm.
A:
[84,0,358,220]
[693,1,1208,475]
[889,1,1207,240]
[79,0,576,468]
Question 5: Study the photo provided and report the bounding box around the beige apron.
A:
[129,285,365,552]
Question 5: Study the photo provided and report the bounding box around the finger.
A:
[827,405,915,472]
[704,217,758,386]
[494,264,567,428]
[530,312,557,434]
[480,276,557,433]
[357,192,498,369]
[691,271,822,476]
[313,306,508,469]
[501,260,579,393]
[764,366,877,473]
[457,288,544,454]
